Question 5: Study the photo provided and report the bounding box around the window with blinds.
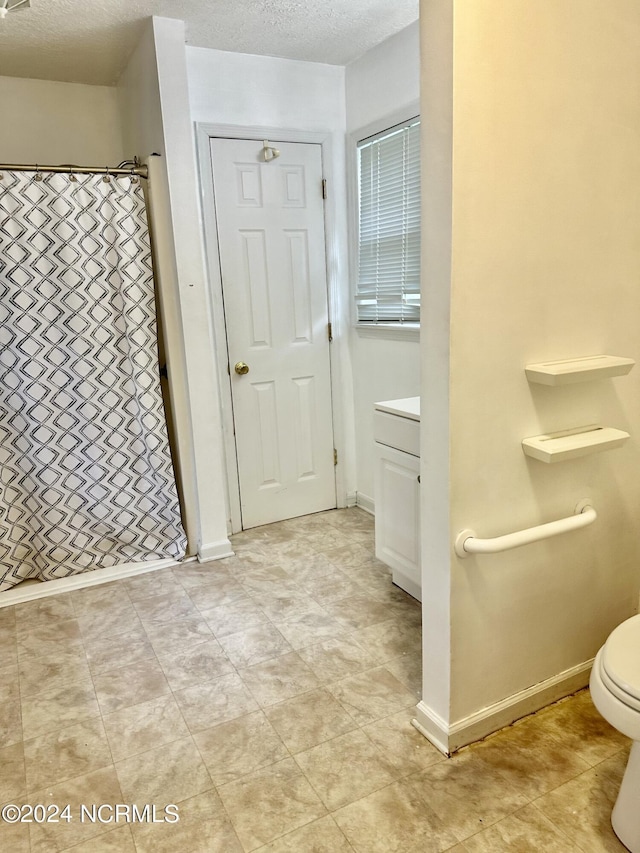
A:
[356,118,421,324]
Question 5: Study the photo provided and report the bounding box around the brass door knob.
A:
[234,361,250,375]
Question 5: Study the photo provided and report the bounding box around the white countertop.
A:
[374,396,420,421]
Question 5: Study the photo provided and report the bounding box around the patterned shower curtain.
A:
[0,169,187,592]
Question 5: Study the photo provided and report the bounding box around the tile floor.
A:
[0,508,631,852]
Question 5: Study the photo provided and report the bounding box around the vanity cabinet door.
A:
[374,443,421,601]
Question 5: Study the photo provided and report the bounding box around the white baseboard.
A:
[198,539,234,562]
[355,492,375,515]
[0,556,196,609]
[413,658,594,755]
[345,491,358,508]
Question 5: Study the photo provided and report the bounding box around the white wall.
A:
[0,75,125,164]
[345,22,421,506]
[417,0,640,752]
[186,47,357,511]
[117,18,232,561]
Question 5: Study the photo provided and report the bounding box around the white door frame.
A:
[196,123,349,533]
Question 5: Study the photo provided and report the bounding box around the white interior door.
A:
[209,137,336,529]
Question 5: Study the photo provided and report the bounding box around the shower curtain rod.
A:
[0,160,149,179]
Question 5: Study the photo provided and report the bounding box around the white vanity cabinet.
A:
[373,397,421,601]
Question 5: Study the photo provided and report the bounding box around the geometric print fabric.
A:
[0,170,186,592]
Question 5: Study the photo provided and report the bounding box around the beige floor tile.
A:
[0,819,29,853]
[0,639,18,670]
[297,637,377,684]
[123,567,183,601]
[218,757,327,852]
[266,539,322,562]
[533,750,629,853]
[533,689,629,767]
[102,694,190,761]
[256,591,327,624]
[93,658,170,715]
[16,618,83,659]
[199,596,268,639]
[470,710,593,800]
[353,618,422,664]
[143,617,213,657]
[0,604,17,629]
[328,666,417,725]
[239,652,319,707]
[280,552,339,580]
[21,678,99,740]
[239,572,300,601]
[133,590,199,624]
[295,728,400,810]
[276,610,350,650]
[18,648,92,698]
[304,528,354,551]
[83,627,156,675]
[23,717,112,791]
[69,582,132,615]
[461,803,582,852]
[77,604,142,643]
[255,814,354,852]
[0,663,19,703]
[0,742,26,801]
[218,622,293,669]
[328,594,402,631]
[302,575,369,606]
[333,774,459,853]
[0,698,22,747]
[130,789,243,853]
[193,710,289,786]
[385,651,423,698]
[218,549,276,571]
[62,824,136,851]
[362,710,445,775]
[265,687,357,754]
[114,736,213,807]
[186,577,247,609]
[14,593,76,627]
[322,544,375,569]
[406,751,532,842]
[174,671,259,733]
[28,766,124,853]
[171,561,233,589]
[157,638,233,690]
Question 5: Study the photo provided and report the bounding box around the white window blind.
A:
[356,118,421,324]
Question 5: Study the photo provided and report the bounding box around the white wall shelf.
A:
[525,355,635,386]
[522,424,630,463]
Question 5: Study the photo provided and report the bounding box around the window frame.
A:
[348,103,421,341]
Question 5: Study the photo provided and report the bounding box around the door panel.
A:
[209,138,336,529]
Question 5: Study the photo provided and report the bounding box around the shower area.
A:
[0,160,188,597]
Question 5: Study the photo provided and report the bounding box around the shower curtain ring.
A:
[68,165,77,183]
[34,165,43,182]
[130,165,138,185]
[103,166,111,183]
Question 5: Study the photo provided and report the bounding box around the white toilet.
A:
[590,614,640,852]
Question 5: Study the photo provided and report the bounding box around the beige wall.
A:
[0,75,125,164]
[419,0,640,745]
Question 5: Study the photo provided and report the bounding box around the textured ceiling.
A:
[0,0,419,85]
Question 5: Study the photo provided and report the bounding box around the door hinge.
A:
[333,448,338,466]
[322,179,327,200]
[327,322,333,342]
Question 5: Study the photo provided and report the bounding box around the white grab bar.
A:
[454,499,596,558]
